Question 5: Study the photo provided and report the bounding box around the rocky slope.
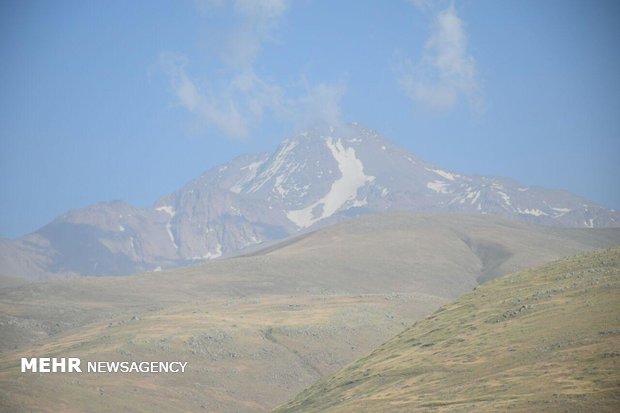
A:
[2,124,619,279]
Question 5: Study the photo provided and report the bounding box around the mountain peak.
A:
[3,125,618,279]
[286,122,388,145]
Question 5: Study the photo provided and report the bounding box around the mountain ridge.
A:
[2,123,618,279]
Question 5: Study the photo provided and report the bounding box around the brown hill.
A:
[0,213,619,412]
[274,248,620,413]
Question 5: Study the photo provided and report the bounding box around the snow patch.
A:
[248,140,298,193]
[166,222,178,250]
[496,191,512,207]
[427,167,459,181]
[156,206,178,250]
[272,163,301,197]
[204,243,222,259]
[156,206,178,249]
[427,180,450,194]
[451,189,480,205]
[230,160,265,194]
[248,234,260,244]
[286,138,375,228]
[517,208,548,217]
[119,225,125,232]
[585,219,594,228]
[156,206,176,217]
[551,207,572,218]
[517,187,529,192]
[352,198,368,208]
[468,190,480,204]
[191,243,222,260]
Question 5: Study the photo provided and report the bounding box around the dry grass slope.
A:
[0,293,445,413]
[274,248,620,413]
[1,213,618,412]
[4,213,618,356]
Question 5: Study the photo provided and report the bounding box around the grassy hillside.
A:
[0,293,446,413]
[0,213,618,412]
[274,248,620,413]
[2,213,618,355]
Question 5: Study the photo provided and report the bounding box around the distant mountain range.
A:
[1,123,618,279]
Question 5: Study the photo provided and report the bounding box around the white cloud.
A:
[160,54,345,139]
[201,0,288,69]
[161,0,347,139]
[408,0,436,10]
[161,53,286,139]
[234,0,287,21]
[398,3,483,112]
[294,82,346,128]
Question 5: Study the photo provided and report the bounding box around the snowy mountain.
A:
[2,123,618,279]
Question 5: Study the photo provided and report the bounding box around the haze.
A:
[1,0,619,238]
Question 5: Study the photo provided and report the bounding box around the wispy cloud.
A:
[161,51,289,139]
[162,0,344,139]
[219,0,287,69]
[289,81,347,129]
[397,2,483,112]
[407,0,436,10]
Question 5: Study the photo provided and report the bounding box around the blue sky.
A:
[1,0,619,238]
